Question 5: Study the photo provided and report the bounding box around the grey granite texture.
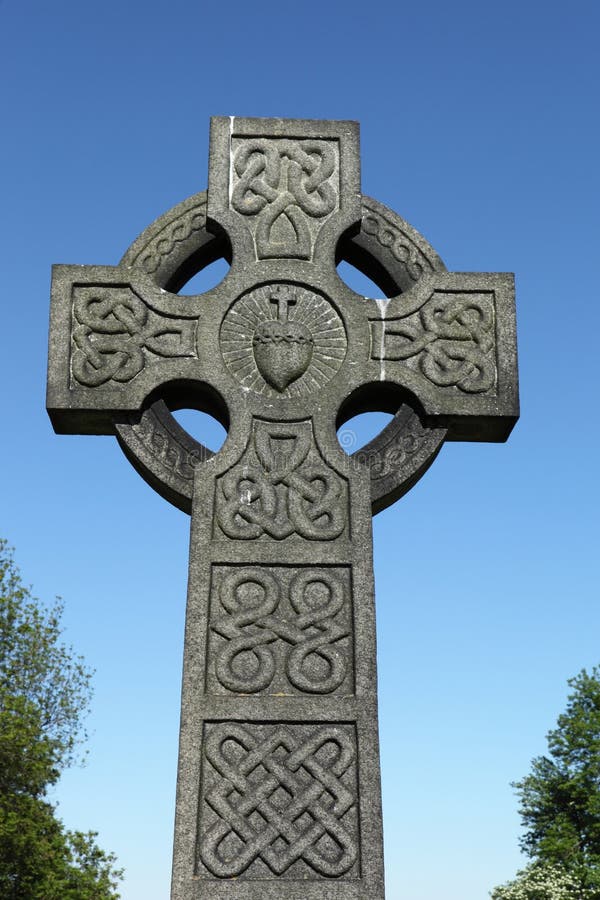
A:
[47,116,519,899]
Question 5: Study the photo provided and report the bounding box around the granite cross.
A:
[47,116,519,900]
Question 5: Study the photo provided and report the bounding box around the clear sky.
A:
[1,1,599,898]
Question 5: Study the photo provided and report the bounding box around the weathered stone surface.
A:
[47,116,519,899]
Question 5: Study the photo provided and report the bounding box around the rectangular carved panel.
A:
[370,288,497,395]
[206,565,354,696]
[229,137,340,260]
[207,117,360,268]
[196,721,360,881]
[71,284,197,388]
[214,419,350,542]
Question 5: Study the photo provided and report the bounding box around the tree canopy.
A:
[491,667,600,899]
[0,539,122,899]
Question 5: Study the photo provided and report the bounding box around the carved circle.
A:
[221,283,346,398]
[115,191,447,514]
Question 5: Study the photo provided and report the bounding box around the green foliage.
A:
[0,540,122,899]
[491,667,600,899]
[0,539,92,770]
[490,862,591,900]
[514,667,600,895]
[0,694,60,797]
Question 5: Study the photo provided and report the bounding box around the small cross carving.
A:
[47,116,518,900]
[269,286,296,321]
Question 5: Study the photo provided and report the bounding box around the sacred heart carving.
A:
[252,319,314,392]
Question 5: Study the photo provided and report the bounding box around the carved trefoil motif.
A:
[197,722,359,880]
[207,565,353,696]
[230,137,340,260]
[216,419,349,541]
[71,285,197,387]
[370,289,497,394]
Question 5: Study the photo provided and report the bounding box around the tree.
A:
[0,541,92,770]
[514,667,600,895]
[490,667,600,899]
[0,540,122,899]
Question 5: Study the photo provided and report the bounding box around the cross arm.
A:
[362,271,518,442]
[207,116,361,266]
[47,264,205,434]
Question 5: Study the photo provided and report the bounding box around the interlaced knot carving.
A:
[71,286,196,386]
[212,567,350,695]
[231,139,338,259]
[200,723,358,879]
[217,421,347,541]
[136,204,206,275]
[374,293,496,393]
[361,201,433,283]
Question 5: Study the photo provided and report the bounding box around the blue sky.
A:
[1,1,599,898]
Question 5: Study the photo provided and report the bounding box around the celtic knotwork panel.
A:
[71,285,197,387]
[207,566,353,696]
[370,290,496,394]
[197,722,359,880]
[216,420,349,541]
[230,138,339,260]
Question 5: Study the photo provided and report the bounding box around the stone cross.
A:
[47,117,518,900]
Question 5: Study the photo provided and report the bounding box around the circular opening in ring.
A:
[170,409,228,452]
[336,261,389,299]
[178,258,231,295]
[335,383,426,457]
[161,230,232,295]
[114,380,231,517]
[337,412,394,454]
[143,379,231,458]
[335,232,404,299]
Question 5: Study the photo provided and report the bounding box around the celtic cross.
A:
[47,116,518,900]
